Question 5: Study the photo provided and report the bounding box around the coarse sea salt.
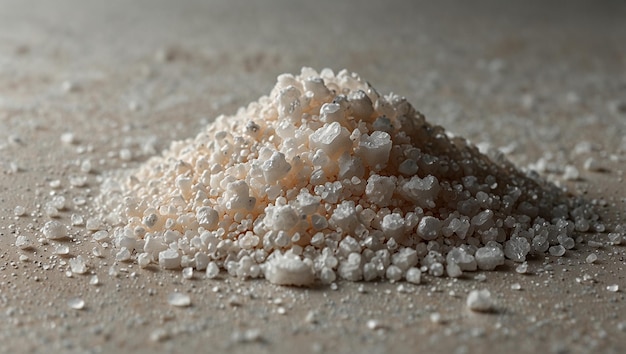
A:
[96,68,598,286]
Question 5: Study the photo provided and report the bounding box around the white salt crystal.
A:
[515,262,529,274]
[446,247,477,271]
[585,253,598,264]
[13,205,26,217]
[385,265,402,282]
[562,165,579,181]
[159,249,181,269]
[168,292,191,307]
[70,214,84,226]
[549,245,566,257]
[89,275,100,286]
[466,289,494,312]
[358,131,392,170]
[115,247,131,262]
[206,262,220,279]
[61,132,77,145]
[138,253,151,268]
[85,218,102,231]
[583,157,604,172]
[119,149,132,161]
[67,298,85,310]
[15,236,30,249]
[69,256,87,274]
[309,122,351,158]
[446,262,463,278]
[54,245,70,255]
[405,267,422,284]
[182,267,194,279]
[42,220,67,240]
[366,319,384,330]
[504,237,530,262]
[382,213,405,241]
[607,284,620,293]
[264,252,314,286]
[338,252,363,281]
[417,216,442,241]
[475,246,504,270]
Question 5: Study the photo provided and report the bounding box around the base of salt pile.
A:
[99,68,597,286]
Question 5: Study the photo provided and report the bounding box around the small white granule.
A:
[42,220,67,240]
[69,256,87,274]
[264,252,314,286]
[167,292,191,307]
[405,267,422,284]
[13,205,26,217]
[67,297,85,310]
[61,132,77,145]
[206,262,220,279]
[466,289,495,312]
[585,253,598,264]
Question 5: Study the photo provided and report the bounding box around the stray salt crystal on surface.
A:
[13,205,26,217]
[182,267,193,279]
[42,220,67,240]
[467,289,495,312]
[69,256,87,274]
[607,284,620,293]
[67,297,85,310]
[167,292,191,307]
[585,253,598,264]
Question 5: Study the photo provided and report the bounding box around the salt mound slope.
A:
[101,68,595,285]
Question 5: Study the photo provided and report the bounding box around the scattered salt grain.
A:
[15,236,31,249]
[42,220,67,240]
[54,245,70,255]
[167,292,191,307]
[607,284,620,293]
[585,253,598,264]
[515,262,528,274]
[13,205,26,217]
[89,275,100,286]
[584,157,605,172]
[467,289,495,312]
[71,214,84,226]
[182,267,194,279]
[549,245,566,257]
[67,298,85,310]
[205,262,220,279]
[61,132,77,145]
[69,256,87,274]
[405,267,422,284]
[366,319,385,330]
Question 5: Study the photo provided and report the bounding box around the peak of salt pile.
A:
[100,68,596,286]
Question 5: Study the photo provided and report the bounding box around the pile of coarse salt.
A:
[98,68,598,286]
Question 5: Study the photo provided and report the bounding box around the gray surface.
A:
[1,1,625,353]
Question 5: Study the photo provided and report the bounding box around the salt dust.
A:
[96,68,599,286]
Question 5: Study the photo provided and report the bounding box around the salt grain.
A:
[167,292,191,307]
[42,220,67,240]
[69,256,87,274]
[67,298,85,310]
[467,289,495,312]
[585,253,598,264]
[607,284,620,293]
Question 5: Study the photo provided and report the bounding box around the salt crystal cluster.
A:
[99,68,597,286]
